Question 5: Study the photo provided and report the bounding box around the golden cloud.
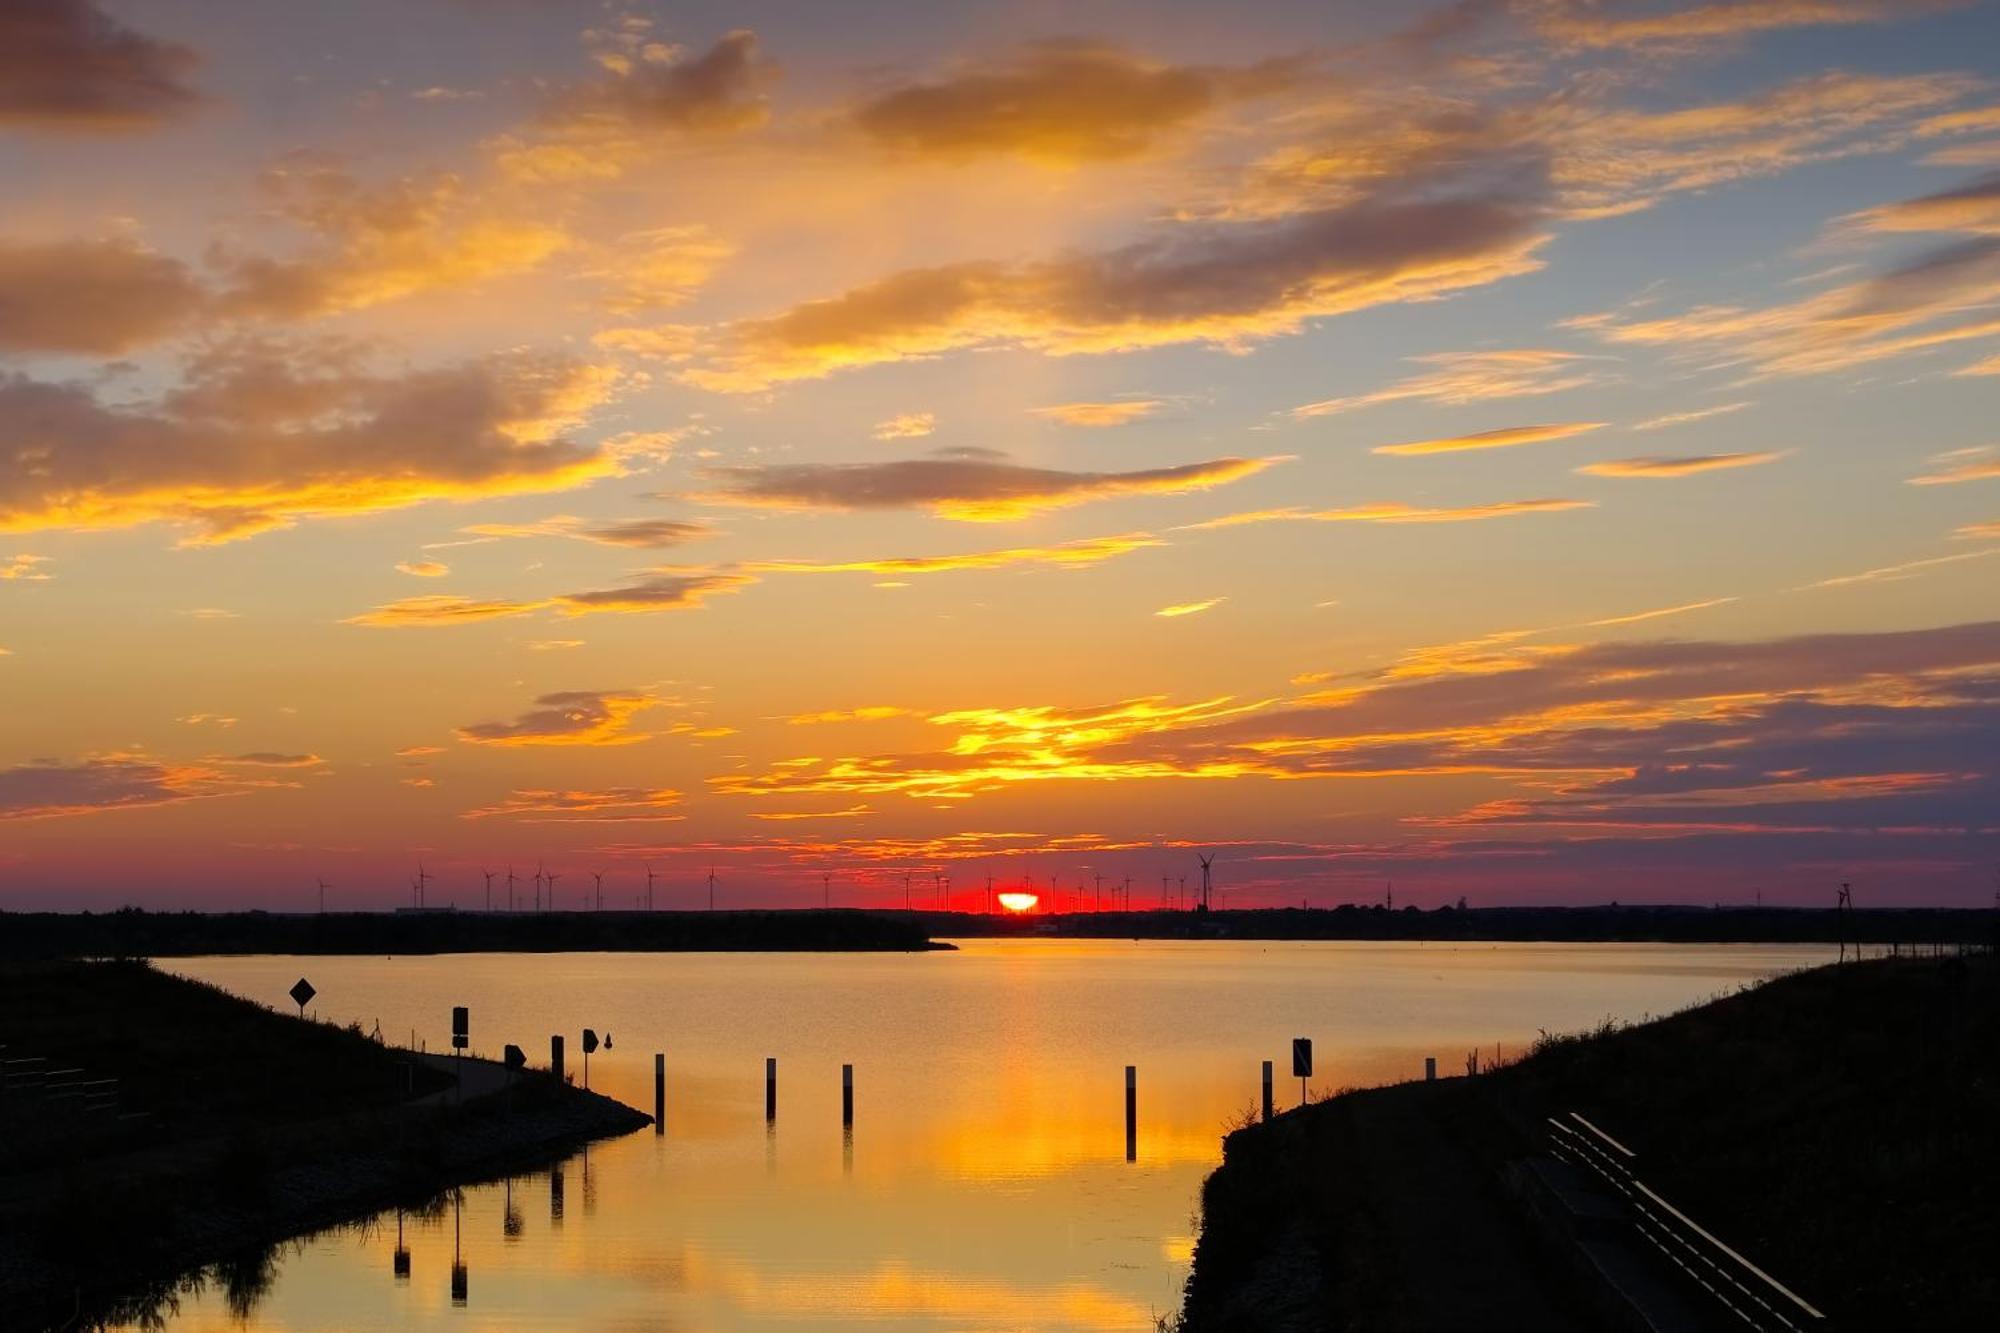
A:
[1029,400,1164,427]
[0,753,285,821]
[1577,452,1785,477]
[396,560,450,578]
[0,348,624,543]
[687,452,1280,520]
[2,553,52,581]
[873,412,937,440]
[785,707,914,725]
[1156,597,1224,618]
[1907,448,2000,486]
[1373,421,1605,456]
[345,570,753,626]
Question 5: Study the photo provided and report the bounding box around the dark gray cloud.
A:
[0,0,200,132]
[686,451,1279,519]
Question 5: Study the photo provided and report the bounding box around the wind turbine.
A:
[707,866,718,911]
[545,869,562,912]
[823,870,832,910]
[1198,853,1215,912]
[505,865,518,912]
[416,862,433,909]
[645,863,658,912]
[315,877,330,914]
[481,869,495,912]
[592,870,605,911]
[533,863,545,912]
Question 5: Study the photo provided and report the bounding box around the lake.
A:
[141,940,1830,1330]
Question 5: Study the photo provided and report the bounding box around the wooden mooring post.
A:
[765,1056,777,1121]
[842,1063,854,1128]
[1125,1065,1137,1162]
[1261,1060,1273,1121]
[654,1052,665,1134]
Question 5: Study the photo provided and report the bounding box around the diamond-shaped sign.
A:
[290,977,316,1012]
[582,1028,599,1054]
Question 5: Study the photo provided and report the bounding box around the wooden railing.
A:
[1547,1111,1827,1331]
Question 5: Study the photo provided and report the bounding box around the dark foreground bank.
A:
[0,961,648,1331]
[0,907,944,958]
[1177,950,2000,1332]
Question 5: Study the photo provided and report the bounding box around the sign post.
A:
[451,1007,469,1101]
[289,977,316,1019]
[1292,1037,1313,1108]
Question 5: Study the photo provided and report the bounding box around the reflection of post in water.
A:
[550,1164,565,1224]
[450,1189,468,1307]
[842,1123,854,1177]
[582,1143,597,1216]
[392,1209,410,1281]
[503,1176,522,1240]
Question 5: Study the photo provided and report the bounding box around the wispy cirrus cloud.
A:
[1907,447,2000,486]
[344,570,753,627]
[461,515,718,549]
[1534,2,1952,53]
[1373,421,1605,456]
[785,706,915,726]
[456,690,662,747]
[1184,498,1592,529]
[1630,401,1753,431]
[0,0,201,133]
[1802,548,2000,591]
[750,532,1163,577]
[461,786,684,821]
[1577,451,1786,477]
[1291,349,1604,418]
[685,451,1280,520]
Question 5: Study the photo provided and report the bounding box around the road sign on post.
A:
[451,1006,469,1051]
[1292,1037,1312,1107]
[289,977,316,1017]
[503,1044,525,1070]
[582,1029,599,1089]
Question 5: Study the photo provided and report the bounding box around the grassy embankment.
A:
[0,959,647,1329]
[1178,952,1999,1332]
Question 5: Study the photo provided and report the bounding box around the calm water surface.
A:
[146,940,1830,1330]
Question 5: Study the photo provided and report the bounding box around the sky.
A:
[2,0,1998,912]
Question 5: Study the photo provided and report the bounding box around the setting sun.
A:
[997,892,1040,914]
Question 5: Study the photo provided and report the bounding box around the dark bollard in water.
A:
[1125,1065,1137,1163]
[766,1056,777,1121]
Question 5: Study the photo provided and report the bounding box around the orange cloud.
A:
[0,238,204,354]
[344,571,753,626]
[396,560,449,578]
[1577,452,1785,477]
[687,452,1280,520]
[850,39,1300,163]
[786,707,914,725]
[1029,400,1164,427]
[456,690,662,747]
[1536,0,1940,51]
[1373,422,1605,455]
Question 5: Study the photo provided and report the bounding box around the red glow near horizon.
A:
[996,891,1039,913]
